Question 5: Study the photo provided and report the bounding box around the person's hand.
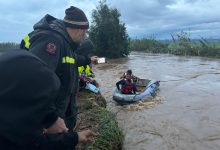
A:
[90,56,98,64]
[77,129,96,144]
[46,117,68,134]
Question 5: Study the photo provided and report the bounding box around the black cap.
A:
[63,6,89,29]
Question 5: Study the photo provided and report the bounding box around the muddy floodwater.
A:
[93,52,220,150]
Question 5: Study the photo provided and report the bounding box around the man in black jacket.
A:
[0,50,95,150]
[20,6,93,132]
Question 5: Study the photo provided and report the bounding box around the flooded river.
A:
[93,52,220,150]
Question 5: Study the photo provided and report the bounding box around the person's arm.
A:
[33,129,95,149]
[120,73,126,79]
[116,80,125,90]
[116,81,121,91]
[133,83,137,94]
[45,117,68,134]
[132,74,140,81]
[28,34,65,130]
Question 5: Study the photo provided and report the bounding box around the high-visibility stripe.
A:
[62,56,75,64]
[85,65,92,75]
[78,65,95,77]
[63,19,89,26]
[23,35,30,49]
[78,66,85,73]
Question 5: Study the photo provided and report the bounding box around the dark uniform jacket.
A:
[0,50,62,149]
[20,14,90,127]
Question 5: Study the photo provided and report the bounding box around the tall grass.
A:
[130,31,220,58]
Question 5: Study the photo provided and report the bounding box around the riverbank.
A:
[75,90,124,150]
[130,34,220,59]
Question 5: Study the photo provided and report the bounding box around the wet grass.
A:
[88,107,124,150]
[76,90,124,150]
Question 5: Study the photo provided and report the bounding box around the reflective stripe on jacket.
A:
[20,28,78,118]
[78,65,94,77]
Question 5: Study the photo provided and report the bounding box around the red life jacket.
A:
[121,81,133,94]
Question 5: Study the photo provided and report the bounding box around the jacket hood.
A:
[33,14,73,45]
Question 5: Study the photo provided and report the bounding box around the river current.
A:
[93,52,220,150]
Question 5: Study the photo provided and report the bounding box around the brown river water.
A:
[92,52,220,150]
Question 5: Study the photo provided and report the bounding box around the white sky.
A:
[0,0,219,42]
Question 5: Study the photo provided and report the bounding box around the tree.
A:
[89,0,130,58]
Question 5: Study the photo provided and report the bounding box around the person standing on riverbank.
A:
[20,6,93,131]
[19,5,97,149]
[0,49,95,150]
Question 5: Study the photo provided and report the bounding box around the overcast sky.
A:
[0,0,219,42]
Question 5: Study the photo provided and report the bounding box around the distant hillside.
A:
[0,42,19,51]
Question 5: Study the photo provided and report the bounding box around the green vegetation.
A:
[76,91,123,150]
[168,31,220,57]
[89,107,123,150]
[130,31,220,58]
[0,42,19,51]
[89,0,130,58]
[130,37,169,53]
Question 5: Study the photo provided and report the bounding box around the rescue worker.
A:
[77,38,96,78]
[116,74,137,94]
[77,39,97,91]
[0,49,95,150]
[20,6,94,132]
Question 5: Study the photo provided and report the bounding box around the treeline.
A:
[130,31,220,58]
[0,42,19,51]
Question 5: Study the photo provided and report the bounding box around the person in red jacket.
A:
[116,74,137,94]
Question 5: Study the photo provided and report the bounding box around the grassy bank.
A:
[76,90,124,150]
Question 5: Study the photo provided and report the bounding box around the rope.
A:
[159,79,186,82]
